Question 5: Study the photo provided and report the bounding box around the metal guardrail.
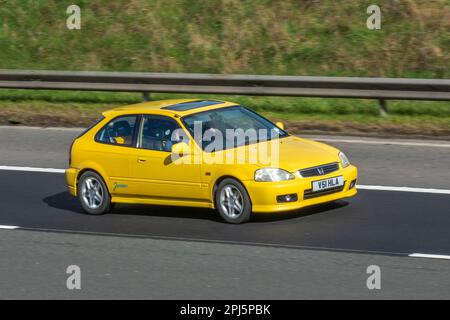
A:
[0,69,449,114]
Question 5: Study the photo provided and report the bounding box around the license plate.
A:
[312,176,344,192]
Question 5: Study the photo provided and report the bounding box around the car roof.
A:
[102,99,238,118]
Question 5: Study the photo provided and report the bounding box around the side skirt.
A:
[111,196,214,209]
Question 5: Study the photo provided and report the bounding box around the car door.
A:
[92,114,140,195]
[129,114,205,201]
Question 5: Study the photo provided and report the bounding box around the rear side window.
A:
[95,115,138,147]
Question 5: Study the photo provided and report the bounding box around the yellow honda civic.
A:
[66,99,357,223]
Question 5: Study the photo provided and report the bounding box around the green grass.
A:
[0,1,449,135]
[0,0,448,78]
[0,89,449,117]
[0,90,448,137]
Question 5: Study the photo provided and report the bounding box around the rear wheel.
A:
[77,171,112,215]
[215,178,252,224]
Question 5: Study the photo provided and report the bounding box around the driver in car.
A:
[112,120,133,145]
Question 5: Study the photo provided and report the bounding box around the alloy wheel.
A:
[219,185,244,218]
[81,177,104,210]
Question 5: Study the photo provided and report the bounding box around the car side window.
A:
[140,115,188,152]
[96,115,138,147]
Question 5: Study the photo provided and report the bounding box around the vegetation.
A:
[0,0,449,136]
[0,0,448,77]
[0,90,449,137]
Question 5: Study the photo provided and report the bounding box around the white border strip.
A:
[357,184,450,195]
[409,253,450,260]
[0,166,65,174]
[0,165,449,195]
[313,138,450,148]
[0,225,20,230]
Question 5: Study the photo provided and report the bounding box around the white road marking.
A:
[0,166,65,174]
[0,165,449,195]
[311,137,450,148]
[0,225,20,230]
[409,253,450,260]
[0,125,83,132]
[357,185,450,195]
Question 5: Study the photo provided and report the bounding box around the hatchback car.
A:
[66,99,357,223]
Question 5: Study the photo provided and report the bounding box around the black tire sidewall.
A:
[77,171,111,215]
[215,178,252,224]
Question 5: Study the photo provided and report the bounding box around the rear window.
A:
[77,116,105,139]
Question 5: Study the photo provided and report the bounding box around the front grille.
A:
[299,162,339,177]
[303,185,345,199]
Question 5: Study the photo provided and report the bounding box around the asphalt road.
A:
[1,170,449,255]
[1,126,450,188]
[1,229,449,300]
[0,126,449,299]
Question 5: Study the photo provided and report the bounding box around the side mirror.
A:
[275,122,285,130]
[171,142,190,157]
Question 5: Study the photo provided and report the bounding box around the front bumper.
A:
[243,165,358,213]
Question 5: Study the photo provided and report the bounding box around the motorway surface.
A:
[0,126,449,299]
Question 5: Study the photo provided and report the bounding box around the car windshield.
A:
[182,106,289,151]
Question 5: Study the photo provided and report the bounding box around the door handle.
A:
[137,157,147,163]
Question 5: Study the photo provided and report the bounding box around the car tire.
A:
[215,178,252,224]
[77,171,112,215]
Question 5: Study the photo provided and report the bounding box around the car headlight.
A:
[339,152,350,168]
[254,168,295,182]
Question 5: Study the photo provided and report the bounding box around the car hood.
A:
[228,135,340,172]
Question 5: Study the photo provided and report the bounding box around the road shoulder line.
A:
[1,165,449,195]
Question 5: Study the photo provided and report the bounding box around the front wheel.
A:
[215,178,252,224]
[77,171,112,215]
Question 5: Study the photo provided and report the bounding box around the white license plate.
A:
[312,176,344,192]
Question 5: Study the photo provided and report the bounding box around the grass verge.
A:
[0,90,449,138]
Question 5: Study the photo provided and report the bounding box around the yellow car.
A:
[66,99,357,223]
